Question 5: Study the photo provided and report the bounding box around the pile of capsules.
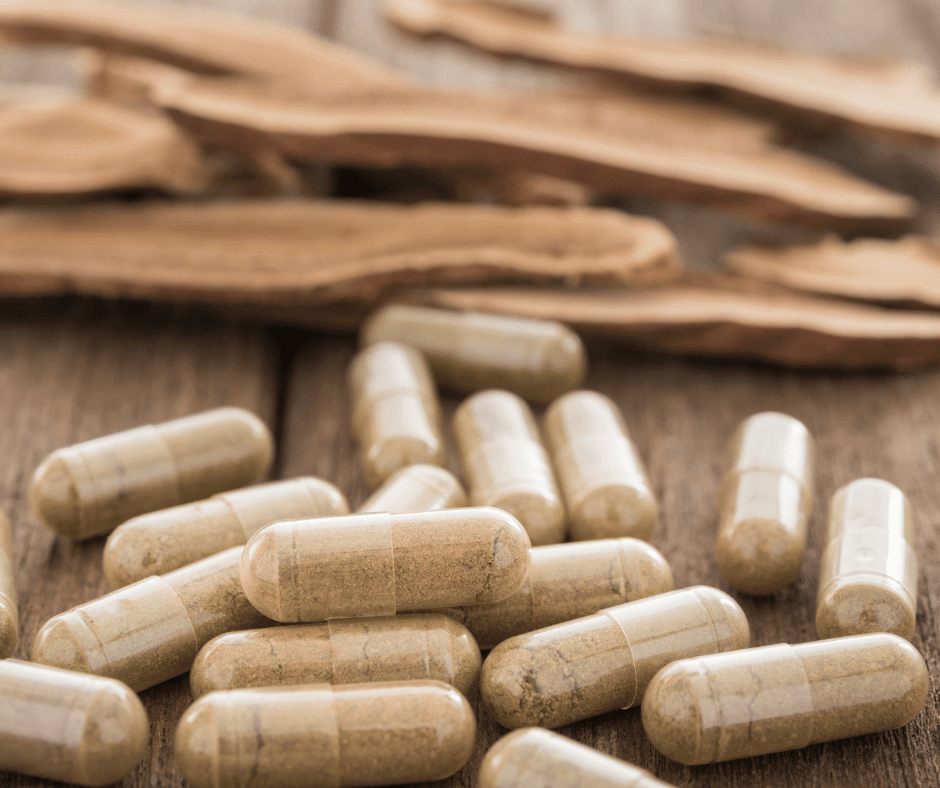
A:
[0,303,928,788]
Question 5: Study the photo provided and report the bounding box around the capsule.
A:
[0,510,17,658]
[642,633,928,765]
[103,476,348,589]
[31,546,270,691]
[357,463,467,513]
[436,537,673,650]
[480,586,749,730]
[0,659,149,786]
[241,507,531,622]
[454,390,565,546]
[175,680,476,788]
[190,612,481,698]
[480,728,676,788]
[361,304,587,404]
[544,391,657,542]
[816,478,918,640]
[716,412,814,595]
[30,407,274,539]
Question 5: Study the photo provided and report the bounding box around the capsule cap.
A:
[80,681,150,787]
[31,613,94,674]
[30,452,81,539]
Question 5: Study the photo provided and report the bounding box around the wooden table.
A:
[2,2,940,787]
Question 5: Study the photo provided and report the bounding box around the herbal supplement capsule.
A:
[349,341,446,488]
[361,304,587,404]
[241,507,531,623]
[0,511,17,658]
[642,633,928,765]
[0,659,149,786]
[544,391,657,542]
[436,537,673,650]
[480,728,676,788]
[190,612,481,698]
[30,406,274,540]
[357,464,467,514]
[816,478,918,640]
[716,411,814,595]
[31,546,270,691]
[103,477,348,589]
[454,390,565,546]
[175,680,476,788]
[480,586,748,730]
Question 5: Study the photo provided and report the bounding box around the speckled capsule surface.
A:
[361,304,587,404]
[103,476,348,589]
[717,412,815,595]
[436,537,673,650]
[0,659,149,787]
[454,390,565,546]
[349,341,446,488]
[642,633,928,765]
[31,546,271,691]
[480,586,749,730]
[30,407,274,539]
[241,507,531,623]
[175,680,476,788]
[480,728,676,788]
[357,464,467,514]
[190,613,481,698]
[816,478,918,641]
[0,510,18,658]
[544,391,657,542]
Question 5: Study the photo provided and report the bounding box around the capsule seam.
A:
[601,609,639,708]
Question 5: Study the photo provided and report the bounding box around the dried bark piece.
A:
[0,198,677,303]
[415,274,940,369]
[726,236,940,309]
[387,0,940,145]
[0,97,209,198]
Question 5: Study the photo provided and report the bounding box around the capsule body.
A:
[544,391,657,542]
[480,586,749,730]
[816,478,918,640]
[436,537,673,649]
[30,407,274,539]
[190,613,481,698]
[103,476,348,588]
[361,304,586,404]
[0,511,18,658]
[175,680,476,788]
[31,546,271,691]
[642,633,928,765]
[357,464,467,514]
[454,390,565,546]
[480,728,675,788]
[717,412,814,595]
[348,341,446,488]
[241,507,531,623]
[0,659,149,786]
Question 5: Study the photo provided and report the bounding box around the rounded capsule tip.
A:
[717,516,804,595]
[299,477,350,516]
[475,507,532,603]
[417,682,477,780]
[102,520,151,590]
[240,527,282,622]
[175,695,220,788]
[816,580,917,641]
[80,681,150,786]
[438,614,483,698]
[30,452,82,538]
[641,662,707,765]
[691,586,750,651]
[572,485,657,542]
[0,601,17,659]
[495,492,565,547]
[189,634,238,699]
[30,614,92,674]
[478,728,537,788]
[626,540,674,599]
[478,639,539,730]
[216,407,275,481]
[542,327,587,397]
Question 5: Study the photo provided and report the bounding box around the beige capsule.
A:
[361,304,587,405]
[349,341,446,488]
[241,507,531,623]
[0,659,149,787]
[480,728,676,788]
[357,463,467,514]
[717,411,815,595]
[642,633,928,765]
[816,478,918,641]
[454,389,565,546]
[480,586,748,730]
[103,476,348,589]
[436,537,673,650]
[31,546,270,691]
[544,391,657,542]
[30,407,274,540]
[0,510,17,658]
[175,680,476,788]
[190,613,481,698]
